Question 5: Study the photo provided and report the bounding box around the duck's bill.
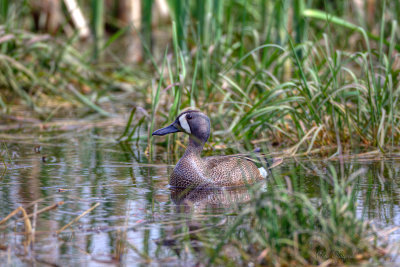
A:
[152,124,180,136]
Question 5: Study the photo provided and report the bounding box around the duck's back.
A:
[204,156,264,187]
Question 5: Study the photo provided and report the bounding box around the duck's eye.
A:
[186,114,192,120]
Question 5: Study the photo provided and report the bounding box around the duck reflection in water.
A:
[170,185,255,213]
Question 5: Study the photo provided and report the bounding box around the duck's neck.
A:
[184,136,205,156]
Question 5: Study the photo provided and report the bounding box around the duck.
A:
[152,110,281,188]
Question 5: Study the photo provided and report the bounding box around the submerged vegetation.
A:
[1,0,400,266]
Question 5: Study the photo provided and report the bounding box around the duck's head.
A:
[152,110,211,145]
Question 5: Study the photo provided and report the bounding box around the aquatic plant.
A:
[1,0,399,154]
[144,0,400,156]
[204,166,384,266]
[0,28,117,116]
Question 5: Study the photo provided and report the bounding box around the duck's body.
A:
[170,144,265,188]
[153,110,271,188]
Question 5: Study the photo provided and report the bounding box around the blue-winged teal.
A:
[153,110,280,188]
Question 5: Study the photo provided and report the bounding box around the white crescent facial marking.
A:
[179,114,191,133]
[258,167,267,178]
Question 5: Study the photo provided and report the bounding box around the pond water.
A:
[0,123,400,266]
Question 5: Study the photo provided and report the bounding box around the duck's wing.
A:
[204,154,283,169]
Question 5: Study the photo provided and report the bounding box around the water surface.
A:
[0,124,399,266]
